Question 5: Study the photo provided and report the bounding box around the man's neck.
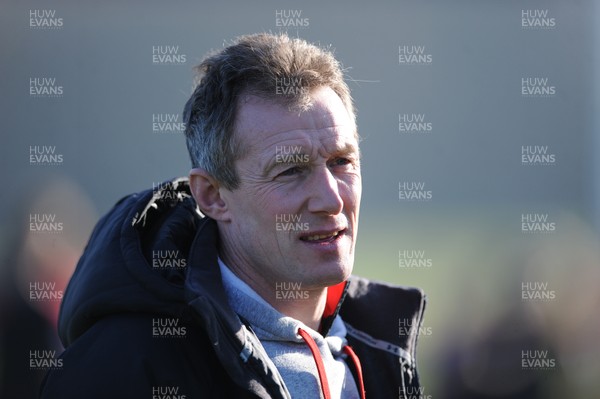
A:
[220,258,327,331]
[268,288,327,332]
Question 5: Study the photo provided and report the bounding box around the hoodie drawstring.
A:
[298,328,331,399]
[298,328,366,399]
[343,345,366,399]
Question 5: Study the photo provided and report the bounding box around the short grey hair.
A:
[183,33,355,190]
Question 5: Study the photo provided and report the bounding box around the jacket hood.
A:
[58,178,202,346]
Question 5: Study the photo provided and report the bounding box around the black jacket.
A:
[40,178,426,398]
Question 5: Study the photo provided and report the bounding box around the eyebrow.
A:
[332,141,360,158]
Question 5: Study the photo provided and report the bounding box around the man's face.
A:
[218,86,361,292]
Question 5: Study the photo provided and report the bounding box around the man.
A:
[41,33,426,398]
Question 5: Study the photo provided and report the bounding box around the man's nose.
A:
[306,167,344,215]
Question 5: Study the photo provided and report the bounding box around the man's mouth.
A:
[299,229,345,244]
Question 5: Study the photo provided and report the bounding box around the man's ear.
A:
[189,168,230,221]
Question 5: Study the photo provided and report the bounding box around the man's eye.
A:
[277,166,302,177]
[329,157,352,167]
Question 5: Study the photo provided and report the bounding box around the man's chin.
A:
[300,261,353,289]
